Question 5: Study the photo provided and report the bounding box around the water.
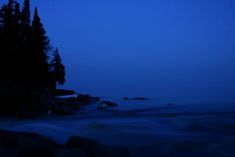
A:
[1,101,235,157]
[62,49,235,105]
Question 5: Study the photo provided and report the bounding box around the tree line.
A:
[0,0,65,92]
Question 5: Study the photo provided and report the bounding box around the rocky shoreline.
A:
[0,90,133,157]
[0,129,130,157]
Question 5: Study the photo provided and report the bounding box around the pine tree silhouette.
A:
[0,0,66,92]
[21,0,30,27]
[50,48,66,90]
[31,7,51,88]
[0,0,66,115]
[20,0,31,84]
[0,0,15,79]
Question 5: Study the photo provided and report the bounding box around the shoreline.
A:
[1,96,235,157]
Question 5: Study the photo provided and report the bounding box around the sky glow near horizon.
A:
[2,0,235,103]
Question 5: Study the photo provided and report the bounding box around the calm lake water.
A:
[63,51,235,105]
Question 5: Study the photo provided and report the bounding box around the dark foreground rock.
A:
[76,94,100,105]
[0,130,130,157]
[53,89,76,96]
[0,82,100,118]
[0,130,59,157]
[0,84,58,118]
[53,94,100,115]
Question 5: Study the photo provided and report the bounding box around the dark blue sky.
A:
[4,0,235,103]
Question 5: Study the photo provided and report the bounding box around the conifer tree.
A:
[0,5,4,29]
[0,0,65,90]
[0,0,15,79]
[0,4,4,46]
[0,6,3,75]
[21,0,30,27]
[0,3,8,78]
[0,0,67,115]
[50,48,66,89]
[1,0,14,39]
[14,2,20,28]
[13,1,23,81]
[20,0,31,82]
[31,7,50,87]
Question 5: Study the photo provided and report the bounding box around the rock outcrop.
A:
[0,130,130,157]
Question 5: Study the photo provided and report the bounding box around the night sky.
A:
[3,0,235,103]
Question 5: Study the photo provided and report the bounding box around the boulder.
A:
[0,130,131,157]
[66,136,102,149]
[54,94,101,114]
[54,148,88,157]
[97,103,109,109]
[54,146,130,157]
[97,101,118,109]
[100,101,118,107]
[65,137,130,157]
[0,130,59,157]
[0,145,18,157]
[76,94,100,105]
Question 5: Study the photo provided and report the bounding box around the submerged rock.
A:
[97,103,109,109]
[123,97,148,100]
[166,103,176,106]
[97,101,118,109]
[101,101,118,107]
[133,97,148,100]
